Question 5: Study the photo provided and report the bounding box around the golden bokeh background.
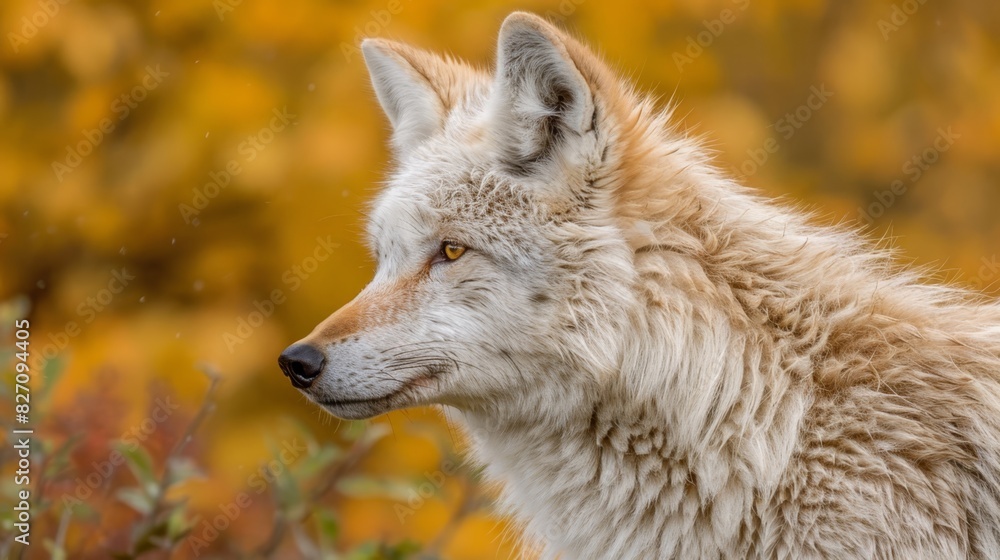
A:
[0,0,998,558]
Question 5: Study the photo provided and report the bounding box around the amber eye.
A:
[442,242,466,261]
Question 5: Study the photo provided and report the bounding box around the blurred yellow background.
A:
[0,0,998,558]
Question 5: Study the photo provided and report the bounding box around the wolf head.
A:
[279,13,689,421]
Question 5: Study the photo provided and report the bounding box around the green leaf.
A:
[41,354,66,391]
[165,456,204,486]
[314,508,339,548]
[44,435,81,479]
[274,462,306,520]
[345,540,424,560]
[166,505,193,541]
[127,511,174,556]
[114,443,158,497]
[345,542,378,560]
[387,540,423,559]
[116,487,154,515]
[0,296,31,329]
[65,501,96,519]
[335,476,414,501]
[345,422,390,447]
[343,420,368,441]
[293,444,342,479]
[42,538,68,560]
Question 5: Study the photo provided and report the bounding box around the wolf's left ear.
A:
[490,13,600,173]
[362,39,459,156]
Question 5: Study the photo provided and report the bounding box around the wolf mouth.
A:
[317,392,399,407]
[316,371,438,408]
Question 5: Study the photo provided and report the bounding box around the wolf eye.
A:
[441,242,467,262]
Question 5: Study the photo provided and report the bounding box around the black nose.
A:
[278,344,326,389]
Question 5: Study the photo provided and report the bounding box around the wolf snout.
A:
[278,343,326,389]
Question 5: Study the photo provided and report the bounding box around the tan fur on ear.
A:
[499,12,621,102]
[362,38,487,153]
[362,38,486,111]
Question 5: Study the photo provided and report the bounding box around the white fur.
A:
[361,39,447,154]
[290,13,1000,559]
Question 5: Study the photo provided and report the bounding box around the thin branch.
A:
[126,365,221,558]
[251,429,381,559]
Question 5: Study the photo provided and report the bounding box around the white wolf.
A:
[279,12,1000,559]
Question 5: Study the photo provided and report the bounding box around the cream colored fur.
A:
[289,12,1000,559]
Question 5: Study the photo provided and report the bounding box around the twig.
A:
[127,365,220,557]
[54,506,72,553]
[251,429,380,559]
[151,366,220,510]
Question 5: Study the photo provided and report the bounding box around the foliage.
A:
[0,344,486,558]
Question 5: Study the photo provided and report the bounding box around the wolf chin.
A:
[278,12,1000,559]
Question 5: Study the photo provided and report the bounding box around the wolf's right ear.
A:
[361,39,452,156]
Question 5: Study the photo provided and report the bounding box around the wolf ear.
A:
[490,13,597,173]
[362,39,452,156]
